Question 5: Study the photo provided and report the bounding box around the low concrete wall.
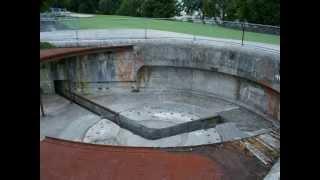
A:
[136,42,279,92]
[40,40,280,122]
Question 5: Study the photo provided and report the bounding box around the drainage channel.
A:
[54,80,225,140]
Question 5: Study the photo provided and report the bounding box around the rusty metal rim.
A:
[40,45,133,62]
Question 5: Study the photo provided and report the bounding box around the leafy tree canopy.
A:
[99,0,121,14]
[141,0,177,18]
[40,0,279,25]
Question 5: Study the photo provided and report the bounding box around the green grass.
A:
[40,42,56,49]
[70,15,280,45]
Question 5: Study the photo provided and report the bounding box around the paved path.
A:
[40,29,280,53]
[69,13,95,18]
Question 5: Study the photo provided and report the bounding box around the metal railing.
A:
[40,16,280,54]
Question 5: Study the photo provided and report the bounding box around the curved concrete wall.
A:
[40,40,280,122]
[137,66,279,122]
[135,42,279,92]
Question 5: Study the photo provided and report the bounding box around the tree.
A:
[61,0,99,13]
[51,0,70,8]
[99,0,121,14]
[67,0,81,12]
[117,0,143,16]
[235,0,279,25]
[216,0,227,21]
[175,0,184,16]
[141,0,177,18]
[40,0,54,12]
[249,0,279,25]
[223,0,238,21]
[203,0,234,21]
[181,0,206,22]
[182,0,202,15]
[40,0,279,25]
[77,0,99,13]
[203,0,217,19]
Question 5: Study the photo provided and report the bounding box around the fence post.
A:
[241,22,245,46]
[76,17,79,47]
[145,20,147,39]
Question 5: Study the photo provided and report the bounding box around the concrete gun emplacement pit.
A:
[40,40,280,180]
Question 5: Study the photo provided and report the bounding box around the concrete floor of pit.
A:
[40,88,273,147]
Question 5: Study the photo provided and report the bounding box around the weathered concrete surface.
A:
[135,42,279,92]
[215,123,248,141]
[82,118,221,147]
[40,95,101,140]
[263,159,280,180]
[40,40,279,93]
[137,66,279,122]
[40,41,280,121]
[84,90,272,132]
[40,32,280,179]
[55,82,225,140]
[40,47,89,61]
[40,92,272,147]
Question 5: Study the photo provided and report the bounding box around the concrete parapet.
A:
[40,39,279,122]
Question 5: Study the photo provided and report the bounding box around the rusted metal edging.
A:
[40,45,134,63]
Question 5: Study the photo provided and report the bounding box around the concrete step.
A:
[216,122,248,141]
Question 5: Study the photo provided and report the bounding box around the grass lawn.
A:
[68,15,280,45]
[40,42,56,49]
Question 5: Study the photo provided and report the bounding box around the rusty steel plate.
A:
[41,137,269,180]
[41,137,223,180]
